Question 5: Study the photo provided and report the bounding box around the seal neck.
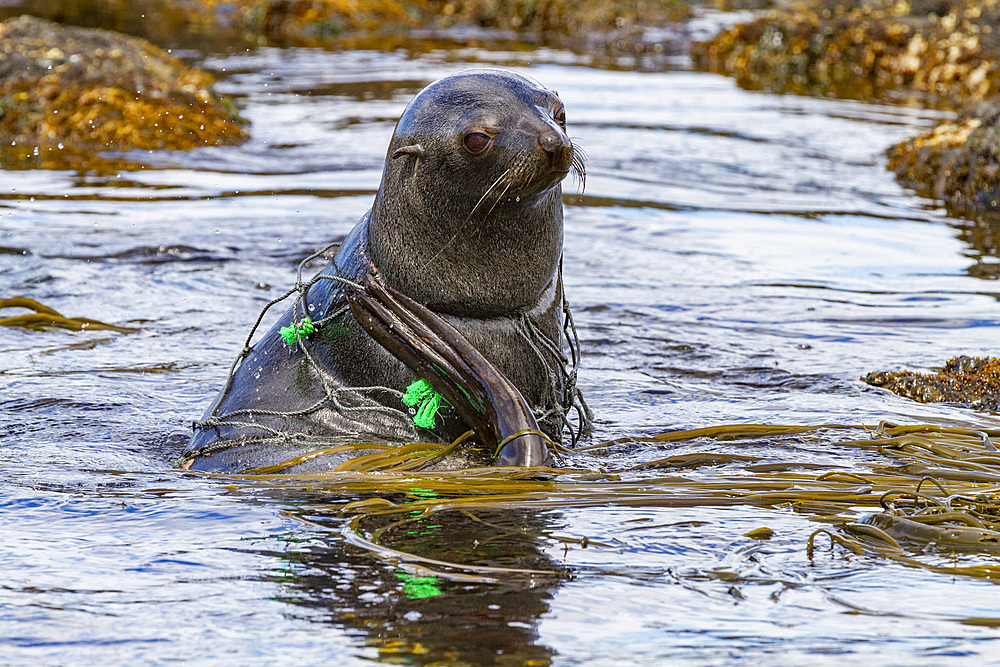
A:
[367,185,564,318]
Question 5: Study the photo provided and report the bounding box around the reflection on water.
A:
[4,31,1000,663]
[274,505,562,664]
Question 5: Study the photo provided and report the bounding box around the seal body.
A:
[184,69,581,473]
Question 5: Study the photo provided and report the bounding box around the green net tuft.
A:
[279,316,315,352]
[187,240,593,463]
[402,378,447,429]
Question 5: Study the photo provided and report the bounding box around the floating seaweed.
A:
[190,421,1000,585]
[0,296,135,331]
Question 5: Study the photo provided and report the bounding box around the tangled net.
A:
[188,241,592,466]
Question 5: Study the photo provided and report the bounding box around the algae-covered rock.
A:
[864,355,1000,410]
[692,0,1000,106]
[6,0,690,48]
[425,0,690,35]
[888,99,1000,212]
[692,0,1000,215]
[0,15,246,152]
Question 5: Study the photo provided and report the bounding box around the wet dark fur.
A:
[184,69,582,473]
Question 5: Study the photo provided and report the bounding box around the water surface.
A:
[3,36,1000,664]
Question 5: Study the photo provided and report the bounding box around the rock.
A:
[692,0,1000,107]
[0,15,246,153]
[691,0,1000,215]
[888,99,1000,213]
[863,355,1000,411]
[5,0,691,51]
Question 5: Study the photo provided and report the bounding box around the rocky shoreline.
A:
[4,0,690,50]
[0,15,246,155]
[692,0,1000,215]
[0,0,689,156]
[8,0,1000,211]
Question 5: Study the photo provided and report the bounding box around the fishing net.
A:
[186,240,592,467]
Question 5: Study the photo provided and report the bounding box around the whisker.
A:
[468,166,513,221]
[418,165,514,271]
[570,140,588,194]
[483,179,514,221]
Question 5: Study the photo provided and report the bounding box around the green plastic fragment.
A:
[402,378,435,406]
[413,393,442,428]
[402,378,446,429]
[280,316,315,352]
[396,571,443,599]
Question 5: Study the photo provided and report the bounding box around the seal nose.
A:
[538,128,571,167]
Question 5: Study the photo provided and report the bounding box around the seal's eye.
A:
[463,131,493,155]
[554,106,566,128]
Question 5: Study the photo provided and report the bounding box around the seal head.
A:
[370,68,575,318]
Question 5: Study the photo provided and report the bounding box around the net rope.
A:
[189,241,593,459]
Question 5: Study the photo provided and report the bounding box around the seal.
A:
[182,68,587,473]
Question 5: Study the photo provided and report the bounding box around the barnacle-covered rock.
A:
[692,0,1000,107]
[6,0,691,49]
[0,15,246,153]
[864,355,1000,410]
[888,99,1000,212]
[692,0,1000,215]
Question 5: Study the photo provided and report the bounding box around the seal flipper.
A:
[346,272,553,467]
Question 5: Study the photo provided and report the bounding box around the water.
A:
[4,34,1000,664]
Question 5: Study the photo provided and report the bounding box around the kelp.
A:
[0,296,135,332]
[187,421,1000,584]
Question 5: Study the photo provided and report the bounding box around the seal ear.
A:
[392,144,425,160]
